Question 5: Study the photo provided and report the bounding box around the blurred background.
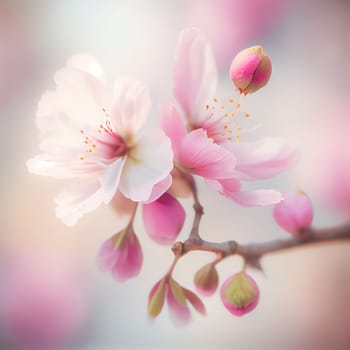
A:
[1,0,350,349]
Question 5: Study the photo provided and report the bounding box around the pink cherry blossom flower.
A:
[161,101,283,206]
[27,54,173,225]
[148,277,206,326]
[166,27,299,206]
[142,192,185,245]
[97,227,143,282]
[273,190,313,235]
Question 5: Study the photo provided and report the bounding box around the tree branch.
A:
[173,224,350,263]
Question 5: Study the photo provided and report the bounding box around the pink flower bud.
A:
[142,192,185,245]
[148,277,206,326]
[194,263,219,296]
[273,190,313,235]
[97,227,143,282]
[220,272,259,316]
[230,46,272,94]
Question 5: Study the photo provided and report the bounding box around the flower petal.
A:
[179,129,236,179]
[55,178,105,226]
[230,189,282,207]
[142,192,185,245]
[183,288,206,316]
[97,237,121,272]
[160,101,186,160]
[119,130,173,201]
[142,175,173,204]
[66,54,105,80]
[111,231,143,282]
[111,78,151,137]
[167,286,191,326]
[100,156,127,204]
[224,138,299,180]
[54,67,111,130]
[173,27,218,126]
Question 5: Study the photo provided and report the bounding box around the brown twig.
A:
[171,177,350,265]
[173,224,350,264]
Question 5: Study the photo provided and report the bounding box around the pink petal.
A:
[205,178,242,197]
[142,192,185,245]
[97,238,121,272]
[111,78,151,137]
[55,178,105,226]
[160,101,186,160]
[179,129,236,179]
[142,175,173,204]
[224,138,299,180]
[230,189,282,207]
[111,231,143,282]
[183,288,206,316]
[273,190,313,235]
[119,130,173,202]
[173,27,218,126]
[167,287,191,326]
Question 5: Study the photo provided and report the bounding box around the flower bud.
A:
[230,46,272,94]
[273,190,313,236]
[194,263,219,296]
[97,227,143,282]
[220,272,259,316]
[142,192,185,245]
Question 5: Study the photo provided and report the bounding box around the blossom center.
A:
[201,96,252,143]
[79,108,127,161]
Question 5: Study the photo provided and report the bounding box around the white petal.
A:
[55,178,105,226]
[100,157,127,204]
[66,53,105,80]
[54,67,112,130]
[119,130,173,201]
[111,78,151,137]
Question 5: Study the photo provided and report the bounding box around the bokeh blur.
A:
[1,0,350,349]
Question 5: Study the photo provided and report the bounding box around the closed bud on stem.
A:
[273,190,313,236]
[230,46,272,95]
[142,192,185,245]
[194,263,219,296]
[220,272,259,316]
[97,226,143,282]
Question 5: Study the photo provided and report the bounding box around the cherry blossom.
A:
[165,27,299,206]
[27,54,173,225]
